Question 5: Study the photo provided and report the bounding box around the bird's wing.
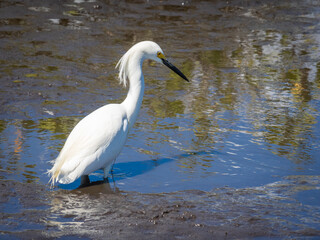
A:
[49,104,127,185]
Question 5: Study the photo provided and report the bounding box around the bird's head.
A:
[116,41,189,87]
[142,41,189,82]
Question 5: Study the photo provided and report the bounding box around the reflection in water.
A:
[0,118,81,183]
[14,127,23,154]
[38,116,81,146]
[175,26,320,167]
[48,181,119,235]
[235,29,319,164]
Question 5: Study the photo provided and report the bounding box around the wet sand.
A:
[1,176,320,239]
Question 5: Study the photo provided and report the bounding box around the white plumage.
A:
[48,41,188,186]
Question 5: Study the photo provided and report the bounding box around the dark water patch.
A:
[0,18,27,26]
[0,30,24,38]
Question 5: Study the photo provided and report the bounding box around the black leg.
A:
[103,177,109,183]
[80,175,90,186]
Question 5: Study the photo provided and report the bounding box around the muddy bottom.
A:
[1,176,320,239]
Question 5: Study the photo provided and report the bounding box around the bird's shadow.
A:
[59,150,219,191]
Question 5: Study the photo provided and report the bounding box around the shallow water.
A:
[1,0,320,239]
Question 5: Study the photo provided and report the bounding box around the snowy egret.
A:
[48,41,189,186]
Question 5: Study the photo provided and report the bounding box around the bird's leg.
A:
[103,165,112,181]
[80,175,90,186]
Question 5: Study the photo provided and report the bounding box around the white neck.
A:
[121,52,145,129]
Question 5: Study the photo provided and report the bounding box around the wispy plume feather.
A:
[116,47,134,87]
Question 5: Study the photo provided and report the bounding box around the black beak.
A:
[161,58,189,82]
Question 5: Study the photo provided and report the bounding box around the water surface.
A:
[0,0,320,239]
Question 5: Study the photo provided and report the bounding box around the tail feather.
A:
[47,167,60,187]
[47,155,83,187]
[47,154,69,187]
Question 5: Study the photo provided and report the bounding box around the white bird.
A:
[48,41,189,187]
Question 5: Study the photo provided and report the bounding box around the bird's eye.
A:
[157,51,165,59]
